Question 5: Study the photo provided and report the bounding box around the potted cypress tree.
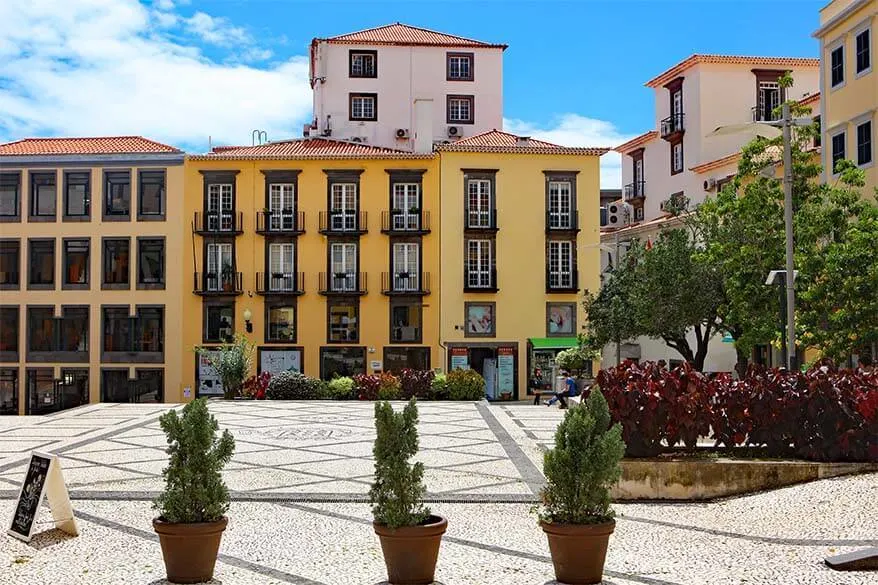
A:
[537,388,625,584]
[153,399,235,584]
[370,398,446,585]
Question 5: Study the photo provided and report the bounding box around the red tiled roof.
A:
[798,92,820,107]
[189,138,434,160]
[614,131,658,154]
[435,130,609,155]
[316,23,507,49]
[0,136,181,155]
[645,55,820,88]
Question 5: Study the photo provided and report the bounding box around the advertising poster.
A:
[197,351,223,397]
[497,347,515,394]
[450,347,469,370]
[259,349,302,376]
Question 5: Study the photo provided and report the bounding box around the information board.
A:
[196,351,224,397]
[259,348,302,376]
[7,452,78,542]
[497,347,515,394]
[450,348,469,370]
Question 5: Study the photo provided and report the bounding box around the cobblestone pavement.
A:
[1,401,876,584]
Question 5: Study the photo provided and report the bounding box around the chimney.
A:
[413,98,434,154]
[517,135,530,145]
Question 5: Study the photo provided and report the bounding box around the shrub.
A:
[430,373,449,400]
[378,372,401,400]
[539,389,625,525]
[447,369,485,401]
[369,399,430,529]
[555,342,600,378]
[266,371,323,400]
[354,374,380,401]
[325,376,355,400]
[153,398,235,523]
[242,371,271,400]
[195,335,254,399]
[398,369,435,400]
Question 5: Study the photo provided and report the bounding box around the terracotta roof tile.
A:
[436,130,609,155]
[614,131,658,154]
[0,136,181,155]
[645,55,819,88]
[317,23,507,49]
[189,137,434,160]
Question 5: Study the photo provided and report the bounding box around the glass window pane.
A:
[138,239,164,285]
[29,240,55,285]
[31,173,56,217]
[321,347,365,379]
[328,301,358,342]
[105,172,130,216]
[205,304,234,343]
[59,307,88,352]
[268,305,295,342]
[0,307,18,354]
[28,307,54,352]
[0,173,19,216]
[136,307,163,353]
[101,370,130,403]
[134,369,163,403]
[0,241,20,286]
[0,369,18,414]
[103,239,130,284]
[103,307,131,352]
[64,240,89,285]
[139,171,165,216]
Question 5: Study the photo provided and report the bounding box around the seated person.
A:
[545,370,577,409]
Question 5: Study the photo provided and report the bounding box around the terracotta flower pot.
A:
[540,519,615,585]
[374,515,447,585]
[153,516,228,584]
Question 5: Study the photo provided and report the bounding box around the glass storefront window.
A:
[320,347,366,379]
[384,347,430,372]
[0,369,17,415]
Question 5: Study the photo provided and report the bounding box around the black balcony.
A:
[660,113,685,140]
[318,272,367,295]
[256,272,305,295]
[463,268,498,292]
[256,210,305,236]
[193,211,244,236]
[464,209,498,231]
[380,210,431,235]
[546,268,579,294]
[318,211,367,235]
[381,272,430,295]
[752,105,781,123]
[545,211,580,233]
[623,181,646,201]
[194,271,243,295]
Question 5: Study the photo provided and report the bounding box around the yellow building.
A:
[815,0,876,195]
[0,137,186,414]
[436,131,607,399]
[182,138,440,395]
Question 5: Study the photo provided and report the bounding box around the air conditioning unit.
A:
[350,136,367,143]
[703,177,717,191]
[396,128,410,139]
[607,202,632,227]
[447,126,462,138]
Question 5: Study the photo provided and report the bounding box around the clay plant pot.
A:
[153,516,228,584]
[374,514,447,585]
[540,519,615,585]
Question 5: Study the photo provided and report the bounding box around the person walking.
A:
[545,370,577,409]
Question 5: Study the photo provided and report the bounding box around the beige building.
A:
[0,137,185,414]
[815,0,876,194]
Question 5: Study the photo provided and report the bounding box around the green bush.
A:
[325,376,355,400]
[369,399,429,529]
[266,371,323,400]
[430,373,449,400]
[447,369,485,401]
[153,399,235,523]
[538,388,625,525]
[377,372,401,400]
[195,335,254,399]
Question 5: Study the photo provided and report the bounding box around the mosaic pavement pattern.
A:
[1,401,876,585]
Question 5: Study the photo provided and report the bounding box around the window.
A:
[856,28,871,75]
[465,302,495,337]
[547,240,575,290]
[59,369,89,410]
[206,183,234,231]
[390,300,422,343]
[266,301,296,343]
[101,369,131,403]
[27,306,88,361]
[384,347,430,372]
[0,369,17,415]
[547,180,574,229]
[466,239,494,289]
[27,307,54,353]
[102,306,164,360]
[349,93,377,121]
[391,183,421,230]
[30,172,56,219]
[134,369,164,403]
[0,240,20,288]
[138,238,165,288]
[392,242,420,291]
[103,238,130,288]
[328,299,359,342]
[268,182,296,230]
[104,171,130,219]
[831,45,845,87]
[0,307,18,361]
[28,239,55,288]
[547,303,576,336]
[857,121,873,166]
[330,183,358,231]
[466,178,493,228]
[831,131,846,173]
[204,303,234,343]
[447,95,474,124]
[671,141,684,174]
[756,81,782,121]
[64,171,90,219]
[26,369,56,415]
[58,307,89,355]
[813,115,822,149]
[63,239,89,288]
[320,347,366,379]
[267,242,295,292]
[635,206,645,221]
[447,52,473,81]
[329,242,357,292]
[349,50,377,78]
[1,172,21,220]
[205,242,234,292]
[138,170,165,219]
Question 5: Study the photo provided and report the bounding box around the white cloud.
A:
[153,0,176,10]
[504,114,636,188]
[0,0,312,148]
[185,11,250,46]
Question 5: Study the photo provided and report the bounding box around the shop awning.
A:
[528,337,579,349]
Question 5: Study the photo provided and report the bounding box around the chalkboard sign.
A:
[8,453,51,541]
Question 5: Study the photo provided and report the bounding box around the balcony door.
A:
[206,242,233,292]
[466,239,492,288]
[757,81,781,121]
[392,242,419,291]
[331,183,357,231]
[269,184,295,231]
[634,158,644,189]
[207,184,233,231]
[392,183,420,230]
[330,242,357,291]
[268,242,295,291]
[548,240,574,289]
[467,179,492,228]
[672,89,683,118]
[548,181,573,229]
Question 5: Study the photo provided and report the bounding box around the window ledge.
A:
[62,283,90,291]
[102,283,131,291]
[137,282,166,291]
[62,215,92,223]
[0,216,22,223]
[858,160,875,170]
[830,81,847,91]
[0,352,19,363]
[855,67,872,79]
[27,283,56,291]
[0,284,20,291]
[101,352,164,364]
[137,214,167,222]
[102,215,132,222]
[27,215,57,223]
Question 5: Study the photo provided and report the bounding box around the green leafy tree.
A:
[196,335,254,399]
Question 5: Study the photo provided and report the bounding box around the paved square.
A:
[1,401,876,584]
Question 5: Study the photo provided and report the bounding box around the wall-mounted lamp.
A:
[368,347,376,353]
[243,308,253,333]
[63,373,74,385]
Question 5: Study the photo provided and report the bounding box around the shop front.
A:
[446,343,518,401]
[526,337,584,397]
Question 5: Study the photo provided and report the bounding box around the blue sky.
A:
[0,0,825,186]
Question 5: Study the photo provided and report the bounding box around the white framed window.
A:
[672,142,684,173]
[207,184,233,231]
[350,51,376,77]
[855,28,871,75]
[350,94,376,120]
[831,130,846,173]
[268,243,295,291]
[269,183,295,230]
[392,243,419,291]
[466,179,492,227]
[392,183,420,230]
[672,89,683,117]
[635,206,645,221]
[757,81,781,121]
[330,183,357,230]
[330,242,357,292]
[548,240,574,289]
[448,96,473,123]
[447,53,473,80]
[857,120,873,166]
[206,242,233,292]
[830,44,845,88]
[548,181,573,229]
[466,239,493,288]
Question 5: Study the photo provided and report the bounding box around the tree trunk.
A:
[734,345,749,379]
[662,336,695,365]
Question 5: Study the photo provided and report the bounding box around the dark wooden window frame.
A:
[264,297,297,344]
[543,170,579,231]
[670,137,685,175]
[62,237,90,291]
[319,346,367,380]
[446,52,474,81]
[464,301,497,338]
[446,94,475,124]
[62,170,91,222]
[546,302,577,338]
[383,346,431,372]
[200,170,240,229]
[29,171,57,222]
[348,49,378,78]
[0,171,21,223]
[545,236,579,293]
[262,169,301,215]
[102,169,131,222]
[137,236,166,290]
[102,237,131,290]
[202,299,236,344]
[326,296,360,344]
[0,239,21,291]
[0,305,19,362]
[137,169,167,221]
[27,238,55,291]
[752,69,788,120]
[27,304,89,363]
[101,304,164,363]
[0,368,18,414]
[665,77,684,116]
[463,169,498,231]
[389,297,423,344]
[349,92,378,122]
